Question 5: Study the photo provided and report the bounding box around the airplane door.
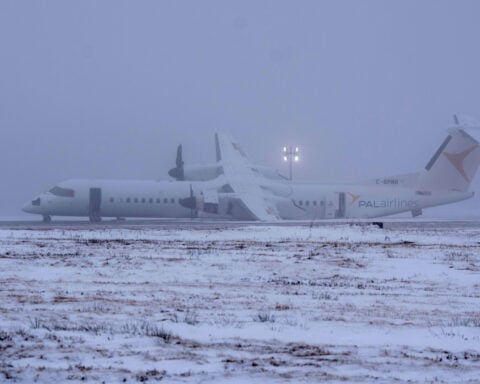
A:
[337,192,346,218]
[324,193,336,219]
[89,188,102,222]
[324,192,346,219]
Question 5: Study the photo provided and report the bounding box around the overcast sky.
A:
[2,0,480,218]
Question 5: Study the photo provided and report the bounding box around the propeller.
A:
[189,184,197,218]
[168,144,185,180]
[179,184,198,218]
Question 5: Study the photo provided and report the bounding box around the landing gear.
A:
[89,213,102,222]
[42,215,51,223]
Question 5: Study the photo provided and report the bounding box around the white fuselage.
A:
[23,178,474,220]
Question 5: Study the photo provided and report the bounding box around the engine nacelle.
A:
[179,190,257,220]
[184,164,221,181]
[169,163,221,181]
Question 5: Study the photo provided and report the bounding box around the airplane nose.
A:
[22,196,41,213]
[22,202,33,213]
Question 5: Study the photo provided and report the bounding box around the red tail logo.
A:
[348,192,360,205]
[443,145,479,182]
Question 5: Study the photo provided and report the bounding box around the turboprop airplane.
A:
[23,121,480,222]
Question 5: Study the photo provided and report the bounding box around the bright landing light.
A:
[282,145,300,180]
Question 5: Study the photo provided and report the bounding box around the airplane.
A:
[22,120,480,222]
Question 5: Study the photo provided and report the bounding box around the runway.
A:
[1,217,480,231]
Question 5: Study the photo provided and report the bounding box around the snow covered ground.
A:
[0,222,479,383]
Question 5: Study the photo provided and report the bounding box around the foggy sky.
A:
[2,0,480,218]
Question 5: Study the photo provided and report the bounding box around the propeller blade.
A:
[190,184,197,218]
[168,144,185,180]
[176,144,184,169]
[179,184,197,218]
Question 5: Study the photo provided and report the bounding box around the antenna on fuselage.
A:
[453,114,459,126]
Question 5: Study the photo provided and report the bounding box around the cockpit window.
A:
[49,186,75,197]
[32,197,41,206]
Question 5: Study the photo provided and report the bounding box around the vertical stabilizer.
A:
[418,129,480,191]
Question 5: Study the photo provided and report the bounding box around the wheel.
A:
[42,215,51,223]
[89,214,102,222]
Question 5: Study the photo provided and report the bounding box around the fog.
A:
[1,1,480,218]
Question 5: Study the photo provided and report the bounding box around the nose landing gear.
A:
[89,213,102,222]
[42,215,51,223]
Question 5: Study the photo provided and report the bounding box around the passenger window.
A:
[109,197,114,203]
[305,200,310,206]
[299,200,303,206]
[164,198,168,203]
[313,201,317,206]
[134,198,138,203]
[170,198,175,204]
[149,198,153,203]
[126,198,131,203]
[156,198,161,203]
[141,198,146,203]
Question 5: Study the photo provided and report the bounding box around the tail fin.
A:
[418,129,480,191]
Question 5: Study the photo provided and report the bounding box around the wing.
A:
[215,132,280,221]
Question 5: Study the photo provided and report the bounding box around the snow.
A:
[0,222,479,382]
